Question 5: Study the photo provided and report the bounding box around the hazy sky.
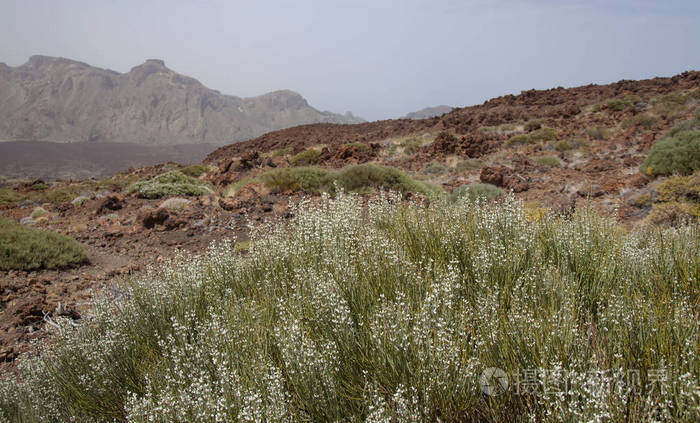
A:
[1,0,699,120]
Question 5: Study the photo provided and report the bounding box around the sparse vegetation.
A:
[605,95,640,111]
[531,155,561,168]
[647,201,699,226]
[179,164,210,178]
[452,158,484,172]
[621,113,658,130]
[263,147,293,158]
[30,207,49,219]
[650,92,693,117]
[1,195,697,422]
[421,160,447,176]
[127,171,212,199]
[0,218,87,270]
[342,142,370,152]
[585,125,610,140]
[553,139,575,152]
[641,127,700,176]
[290,148,322,166]
[505,127,558,146]
[260,164,444,197]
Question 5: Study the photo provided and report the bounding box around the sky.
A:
[1,0,699,120]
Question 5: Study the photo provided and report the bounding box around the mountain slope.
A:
[402,105,453,119]
[0,55,364,145]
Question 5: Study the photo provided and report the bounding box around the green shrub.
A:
[290,148,322,166]
[666,118,700,138]
[641,130,700,176]
[0,218,87,270]
[528,127,558,142]
[421,161,446,176]
[504,133,531,146]
[30,183,50,191]
[260,164,444,197]
[505,127,558,146]
[605,95,639,112]
[532,155,561,168]
[260,167,330,194]
[3,196,697,422]
[449,183,505,203]
[127,171,212,199]
[553,140,575,152]
[342,142,370,152]
[452,158,484,172]
[621,113,658,130]
[180,164,210,178]
[585,126,610,140]
[266,147,293,157]
[0,188,24,204]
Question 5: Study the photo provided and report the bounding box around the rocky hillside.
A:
[0,70,698,371]
[0,55,364,145]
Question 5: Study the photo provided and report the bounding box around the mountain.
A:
[0,55,364,145]
[402,105,453,119]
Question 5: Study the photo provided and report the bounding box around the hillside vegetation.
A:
[1,194,697,422]
[0,218,86,271]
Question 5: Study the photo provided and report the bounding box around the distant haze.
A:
[1,0,699,121]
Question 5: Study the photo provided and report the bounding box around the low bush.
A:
[641,129,700,176]
[656,172,700,203]
[666,118,700,138]
[0,218,87,270]
[266,147,293,157]
[527,127,558,142]
[449,183,504,203]
[0,188,24,204]
[260,164,444,197]
[621,113,658,130]
[452,158,484,172]
[342,142,370,152]
[290,148,322,166]
[127,171,212,199]
[531,155,561,168]
[180,164,210,178]
[553,139,575,152]
[605,95,640,112]
[505,127,558,146]
[1,195,697,422]
[585,126,610,140]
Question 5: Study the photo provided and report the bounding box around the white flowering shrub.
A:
[0,192,698,422]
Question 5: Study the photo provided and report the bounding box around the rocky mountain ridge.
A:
[0,55,364,145]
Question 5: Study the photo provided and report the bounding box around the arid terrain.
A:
[1,70,698,372]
